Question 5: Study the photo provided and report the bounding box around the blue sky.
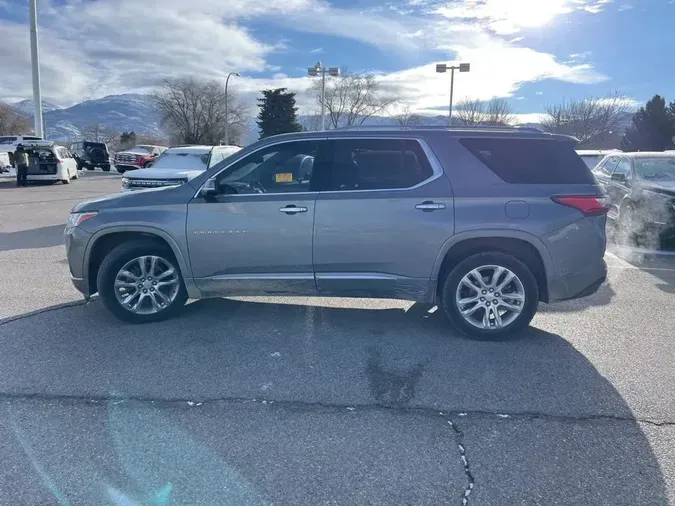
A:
[1,0,674,120]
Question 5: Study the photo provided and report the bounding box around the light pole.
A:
[436,62,470,125]
[224,72,240,145]
[308,62,340,131]
[29,0,44,138]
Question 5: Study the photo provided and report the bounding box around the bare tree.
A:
[313,70,398,128]
[153,77,248,145]
[392,105,423,126]
[455,97,515,126]
[0,102,32,135]
[455,98,488,126]
[83,123,120,150]
[485,98,516,126]
[541,92,630,148]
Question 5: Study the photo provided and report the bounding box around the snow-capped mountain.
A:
[12,100,62,115]
[12,94,165,141]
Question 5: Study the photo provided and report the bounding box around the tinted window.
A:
[460,138,595,184]
[327,139,433,191]
[216,141,324,194]
[0,137,17,144]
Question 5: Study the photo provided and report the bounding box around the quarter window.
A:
[327,139,433,191]
[216,141,324,194]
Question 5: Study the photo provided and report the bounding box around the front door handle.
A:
[415,201,446,212]
[279,205,308,214]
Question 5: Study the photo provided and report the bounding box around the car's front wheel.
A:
[97,241,188,323]
[440,252,539,340]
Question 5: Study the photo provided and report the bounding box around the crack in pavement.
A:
[1,392,673,427]
[439,413,475,506]
[0,301,88,326]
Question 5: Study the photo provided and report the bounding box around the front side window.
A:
[613,158,631,178]
[215,141,322,194]
[327,139,433,191]
[601,156,621,176]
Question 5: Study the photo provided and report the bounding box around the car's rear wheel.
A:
[117,167,126,174]
[102,164,111,172]
[97,241,188,323]
[440,252,539,340]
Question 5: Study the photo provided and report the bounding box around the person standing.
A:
[14,144,29,187]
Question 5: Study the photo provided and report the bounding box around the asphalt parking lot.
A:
[0,171,674,505]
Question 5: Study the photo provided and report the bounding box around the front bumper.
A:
[64,224,92,297]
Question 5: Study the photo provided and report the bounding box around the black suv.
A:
[593,152,675,247]
[69,141,111,171]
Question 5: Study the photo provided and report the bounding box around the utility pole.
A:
[308,62,340,131]
[224,72,240,146]
[29,0,44,138]
[436,62,471,126]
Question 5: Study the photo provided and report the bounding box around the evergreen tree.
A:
[257,88,303,139]
[621,95,675,151]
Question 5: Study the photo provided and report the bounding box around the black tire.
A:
[102,164,111,172]
[440,251,539,341]
[86,166,95,171]
[117,167,126,174]
[97,240,188,324]
[61,179,70,185]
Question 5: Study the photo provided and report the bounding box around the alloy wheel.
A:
[113,255,180,315]
[455,265,526,330]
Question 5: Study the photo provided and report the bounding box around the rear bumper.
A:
[548,259,607,302]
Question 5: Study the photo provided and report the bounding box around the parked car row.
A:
[120,145,241,191]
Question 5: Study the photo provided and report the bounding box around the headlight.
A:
[67,211,98,228]
[121,177,130,189]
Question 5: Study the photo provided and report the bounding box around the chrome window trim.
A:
[193,136,443,199]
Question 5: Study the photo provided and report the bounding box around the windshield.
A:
[129,145,153,153]
[151,152,209,170]
[580,155,604,169]
[634,158,675,181]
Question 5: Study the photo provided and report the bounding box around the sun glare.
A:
[499,0,569,29]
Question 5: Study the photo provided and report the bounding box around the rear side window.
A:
[459,138,595,184]
[328,139,434,191]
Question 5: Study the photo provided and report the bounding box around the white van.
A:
[21,141,79,184]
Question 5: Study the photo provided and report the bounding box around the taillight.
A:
[551,195,610,216]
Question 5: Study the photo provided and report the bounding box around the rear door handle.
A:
[279,205,308,214]
[415,201,446,212]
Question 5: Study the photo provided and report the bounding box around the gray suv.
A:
[65,127,608,340]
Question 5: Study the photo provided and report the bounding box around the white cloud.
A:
[435,0,612,34]
[0,0,610,115]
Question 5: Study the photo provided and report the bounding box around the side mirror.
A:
[200,177,218,199]
[611,173,627,182]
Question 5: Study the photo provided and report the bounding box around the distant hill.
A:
[12,94,165,141]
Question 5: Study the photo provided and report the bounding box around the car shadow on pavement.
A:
[0,298,668,506]
[0,224,66,252]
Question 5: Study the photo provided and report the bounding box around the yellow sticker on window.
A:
[275,173,293,183]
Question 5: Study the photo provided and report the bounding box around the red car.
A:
[114,145,167,173]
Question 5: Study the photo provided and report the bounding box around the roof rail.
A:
[334,124,545,132]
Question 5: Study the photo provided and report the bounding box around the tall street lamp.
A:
[29,0,44,138]
[436,62,470,125]
[224,72,240,145]
[308,62,340,131]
